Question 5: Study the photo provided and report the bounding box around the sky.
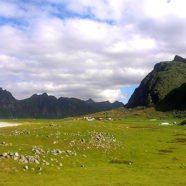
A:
[0,0,186,103]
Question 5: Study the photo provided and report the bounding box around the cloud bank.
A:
[0,0,186,102]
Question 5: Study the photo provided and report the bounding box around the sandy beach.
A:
[0,122,21,128]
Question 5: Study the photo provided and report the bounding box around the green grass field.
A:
[0,111,186,186]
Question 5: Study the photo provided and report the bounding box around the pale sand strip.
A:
[0,122,21,128]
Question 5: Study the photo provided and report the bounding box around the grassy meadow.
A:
[0,108,186,186]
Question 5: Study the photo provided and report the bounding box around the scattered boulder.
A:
[0,130,120,173]
[32,146,45,155]
[0,152,40,165]
[23,165,29,170]
[0,141,12,146]
[11,130,30,136]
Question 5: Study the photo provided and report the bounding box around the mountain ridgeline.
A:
[126,55,186,111]
[0,89,124,118]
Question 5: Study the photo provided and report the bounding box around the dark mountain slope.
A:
[16,93,59,118]
[57,97,97,118]
[0,89,124,118]
[0,88,16,117]
[0,88,16,105]
[126,55,186,108]
[86,99,124,112]
[156,83,186,111]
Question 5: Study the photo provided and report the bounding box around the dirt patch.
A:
[166,141,175,144]
[129,126,153,129]
[0,162,17,173]
[110,159,133,165]
[159,149,173,153]
[168,147,177,150]
[175,138,186,143]
[174,133,186,137]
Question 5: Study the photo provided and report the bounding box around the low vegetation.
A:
[0,108,185,185]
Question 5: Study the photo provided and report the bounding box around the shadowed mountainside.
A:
[156,83,186,111]
[0,89,123,118]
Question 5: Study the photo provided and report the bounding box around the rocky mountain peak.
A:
[0,88,16,103]
[126,56,186,108]
[173,55,186,62]
[86,98,95,104]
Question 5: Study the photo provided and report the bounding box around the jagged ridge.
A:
[0,89,124,118]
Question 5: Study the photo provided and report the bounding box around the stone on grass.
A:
[24,165,29,170]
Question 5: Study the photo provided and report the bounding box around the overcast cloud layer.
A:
[0,0,186,102]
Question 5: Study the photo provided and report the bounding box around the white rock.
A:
[24,165,29,170]
[15,152,19,157]
[160,122,170,126]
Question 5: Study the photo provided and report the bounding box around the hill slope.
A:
[156,83,186,111]
[126,55,186,109]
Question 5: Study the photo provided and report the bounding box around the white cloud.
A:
[0,1,24,18]
[142,0,186,19]
[0,0,186,102]
[99,89,124,102]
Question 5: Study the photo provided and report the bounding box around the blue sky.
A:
[120,85,138,103]
[0,0,186,103]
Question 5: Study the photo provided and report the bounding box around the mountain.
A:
[0,88,16,117]
[0,89,124,118]
[85,99,124,111]
[57,97,97,118]
[156,83,186,111]
[0,88,16,105]
[15,93,59,118]
[126,55,186,109]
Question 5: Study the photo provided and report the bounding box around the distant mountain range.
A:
[1,55,185,118]
[0,89,124,118]
[126,55,186,111]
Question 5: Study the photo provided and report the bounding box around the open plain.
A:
[0,109,185,186]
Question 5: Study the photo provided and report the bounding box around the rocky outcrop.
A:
[173,55,186,63]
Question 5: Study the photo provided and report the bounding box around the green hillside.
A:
[127,55,186,109]
[157,83,186,111]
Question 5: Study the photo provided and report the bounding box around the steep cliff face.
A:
[126,55,186,108]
